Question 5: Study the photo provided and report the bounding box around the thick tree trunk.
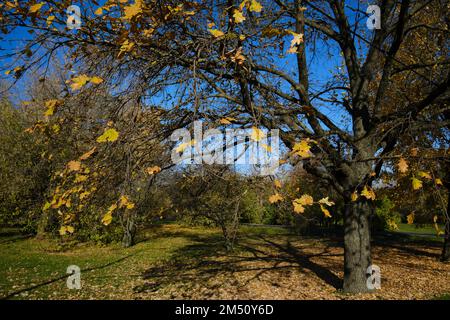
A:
[441,192,450,262]
[343,200,373,293]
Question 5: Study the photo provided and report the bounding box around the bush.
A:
[373,196,402,231]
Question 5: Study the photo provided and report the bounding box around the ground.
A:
[0,224,449,300]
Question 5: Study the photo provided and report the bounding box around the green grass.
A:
[0,224,289,299]
[396,223,442,235]
[433,293,450,300]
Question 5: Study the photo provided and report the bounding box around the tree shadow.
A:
[136,231,343,297]
[1,254,134,300]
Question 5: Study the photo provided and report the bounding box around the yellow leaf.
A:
[90,76,104,85]
[249,0,263,12]
[274,179,282,189]
[97,128,119,143]
[219,117,236,125]
[123,0,143,20]
[118,39,135,58]
[318,197,335,206]
[44,99,59,117]
[397,157,408,173]
[292,199,305,214]
[407,212,415,225]
[79,147,96,160]
[46,15,55,26]
[269,193,283,204]
[351,191,358,202]
[74,174,88,183]
[292,139,312,158]
[261,143,272,152]
[209,29,225,38]
[29,2,44,13]
[250,126,265,142]
[411,177,423,190]
[59,226,67,236]
[175,139,196,153]
[296,194,314,206]
[418,171,432,180]
[94,7,103,15]
[361,185,376,200]
[67,160,81,172]
[119,195,135,209]
[435,178,443,186]
[320,204,332,218]
[69,74,91,91]
[102,204,117,226]
[42,202,51,211]
[146,166,161,175]
[287,32,304,54]
[233,9,246,23]
[387,219,399,231]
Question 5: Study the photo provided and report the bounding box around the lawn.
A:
[1,224,449,300]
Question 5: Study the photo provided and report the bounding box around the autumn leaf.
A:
[94,7,103,15]
[292,139,312,158]
[175,139,196,153]
[146,166,161,175]
[209,29,225,38]
[411,177,423,190]
[351,191,358,202]
[274,179,282,189]
[219,117,236,125]
[287,32,304,54]
[90,76,104,85]
[123,0,143,21]
[296,194,314,206]
[119,195,135,210]
[79,147,96,160]
[397,157,408,173]
[435,178,443,186]
[320,204,332,218]
[249,0,263,12]
[69,74,91,91]
[44,99,59,117]
[418,171,432,180]
[361,185,376,200]
[318,197,335,206]
[292,199,305,214]
[269,193,283,203]
[67,160,81,172]
[233,9,246,23]
[97,128,119,143]
[59,225,74,236]
[46,15,55,26]
[407,212,415,225]
[118,39,135,58]
[29,2,45,13]
[102,204,117,226]
[74,174,88,183]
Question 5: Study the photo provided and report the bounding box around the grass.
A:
[396,223,442,235]
[0,224,291,299]
[1,223,449,300]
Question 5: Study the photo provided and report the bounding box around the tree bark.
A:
[122,216,136,248]
[441,191,450,262]
[343,200,373,293]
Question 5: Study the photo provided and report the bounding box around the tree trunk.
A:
[122,217,136,248]
[343,200,373,293]
[36,210,50,239]
[441,191,450,262]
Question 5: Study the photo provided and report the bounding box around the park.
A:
[0,0,449,301]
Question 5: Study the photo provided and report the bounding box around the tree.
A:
[1,0,449,292]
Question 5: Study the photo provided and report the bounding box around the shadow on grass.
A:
[1,254,134,300]
[135,230,343,297]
